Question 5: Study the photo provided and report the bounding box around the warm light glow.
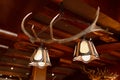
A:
[52,73,55,76]
[9,75,12,77]
[38,62,45,66]
[10,67,14,70]
[34,47,43,61]
[5,77,8,79]
[80,39,89,54]
[81,55,91,62]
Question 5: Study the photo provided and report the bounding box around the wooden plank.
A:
[96,43,120,52]
[0,62,30,69]
[2,48,31,59]
[0,71,28,78]
[1,52,30,60]
[49,43,73,54]
[63,0,120,32]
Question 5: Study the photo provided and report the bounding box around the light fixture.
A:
[73,38,99,63]
[29,46,51,68]
[21,7,111,65]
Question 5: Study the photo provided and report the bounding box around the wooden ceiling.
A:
[0,0,120,80]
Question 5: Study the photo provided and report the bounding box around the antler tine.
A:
[89,7,100,30]
[31,25,38,38]
[21,12,36,43]
[50,13,61,39]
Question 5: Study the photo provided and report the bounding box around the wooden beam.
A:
[0,62,30,69]
[1,52,30,60]
[5,48,32,57]
[63,0,120,32]
[49,48,64,57]
[52,66,75,76]
[0,71,28,78]
[97,42,120,51]
[109,51,120,58]
[96,42,120,58]
[98,58,118,65]
[49,43,73,54]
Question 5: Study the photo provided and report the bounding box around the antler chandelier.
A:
[21,7,107,67]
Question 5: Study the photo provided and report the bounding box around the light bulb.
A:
[9,75,12,77]
[34,48,43,61]
[38,62,45,66]
[81,55,91,62]
[10,67,14,70]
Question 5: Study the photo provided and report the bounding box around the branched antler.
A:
[21,7,104,44]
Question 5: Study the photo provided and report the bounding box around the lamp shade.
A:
[73,39,99,63]
[29,47,51,69]
[80,39,90,54]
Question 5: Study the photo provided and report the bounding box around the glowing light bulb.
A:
[81,55,91,62]
[5,77,8,79]
[34,48,43,61]
[38,62,45,66]
[52,73,55,76]
[9,75,12,77]
[80,40,89,54]
[10,67,14,70]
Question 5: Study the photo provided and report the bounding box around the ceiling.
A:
[0,0,120,80]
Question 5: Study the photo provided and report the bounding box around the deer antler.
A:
[21,7,103,43]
